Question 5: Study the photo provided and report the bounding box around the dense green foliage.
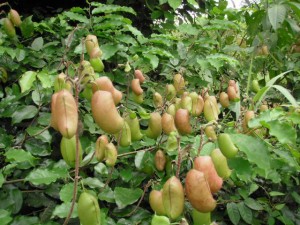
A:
[0,0,299,224]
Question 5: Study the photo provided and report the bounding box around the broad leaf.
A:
[52,202,78,219]
[143,53,159,69]
[59,183,74,202]
[168,0,182,10]
[19,71,37,93]
[237,202,253,224]
[31,37,44,51]
[114,187,143,209]
[11,105,38,124]
[227,203,240,225]
[25,168,67,185]
[267,121,296,145]
[5,149,37,166]
[0,209,12,225]
[244,198,263,211]
[268,4,286,30]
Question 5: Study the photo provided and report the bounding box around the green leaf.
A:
[168,0,182,10]
[268,4,286,30]
[99,187,115,203]
[135,151,146,169]
[25,168,66,185]
[52,202,78,219]
[37,71,53,88]
[16,49,26,62]
[101,44,119,60]
[26,126,52,143]
[114,187,143,209]
[82,177,105,189]
[237,202,253,224]
[178,24,199,35]
[5,149,37,166]
[19,71,37,93]
[227,203,240,225]
[59,183,74,202]
[144,53,159,69]
[91,3,136,15]
[11,105,38,124]
[267,121,296,145]
[187,0,198,6]
[31,37,44,51]
[244,198,263,211]
[0,172,4,188]
[269,191,285,197]
[64,11,89,24]
[229,157,252,182]
[272,85,298,107]
[20,16,34,38]
[0,209,12,225]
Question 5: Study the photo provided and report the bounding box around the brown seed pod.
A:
[8,9,22,27]
[131,79,143,95]
[134,69,146,83]
[95,135,109,161]
[219,92,230,108]
[185,169,216,213]
[175,109,192,135]
[149,190,167,215]
[155,150,167,171]
[194,156,223,193]
[85,34,99,56]
[91,90,124,134]
[227,85,238,101]
[55,90,78,139]
[204,125,217,141]
[242,110,255,132]
[162,176,185,220]
[50,92,59,131]
[161,113,177,135]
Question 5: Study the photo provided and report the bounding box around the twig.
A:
[117,146,156,157]
[175,136,181,178]
[4,178,24,184]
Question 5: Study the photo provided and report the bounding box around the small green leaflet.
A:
[25,168,68,185]
[5,148,37,166]
[19,71,37,93]
[114,187,143,209]
[168,0,182,10]
[227,203,240,225]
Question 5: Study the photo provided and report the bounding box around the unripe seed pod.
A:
[175,109,192,135]
[194,156,223,193]
[166,84,176,101]
[204,125,217,141]
[78,192,101,225]
[227,86,238,101]
[125,114,143,141]
[131,79,143,95]
[90,58,104,73]
[162,113,177,135]
[219,92,230,108]
[162,176,185,220]
[115,122,131,147]
[252,80,260,93]
[105,143,118,167]
[185,169,216,213]
[153,92,163,108]
[90,46,103,58]
[3,18,16,38]
[155,150,167,171]
[190,92,204,117]
[85,34,99,56]
[149,190,167,215]
[192,209,211,225]
[8,9,22,27]
[95,135,109,161]
[228,80,238,92]
[181,94,192,112]
[145,112,162,139]
[132,92,144,104]
[151,214,170,225]
[60,136,82,168]
[167,104,176,117]
[204,97,218,122]
[242,110,255,132]
[134,69,146,83]
[218,133,238,158]
[91,90,124,134]
[166,131,178,152]
[55,90,78,139]
[174,98,182,110]
[210,149,232,179]
[173,74,185,95]
[260,104,268,112]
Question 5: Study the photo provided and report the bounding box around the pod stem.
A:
[176,136,182,178]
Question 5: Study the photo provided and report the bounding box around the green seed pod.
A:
[166,84,176,101]
[95,135,109,162]
[210,149,232,179]
[153,92,163,108]
[149,190,167,215]
[115,121,132,147]
[190,92,204,117]
[8,9,22,27]
[60,136,82,168]
[125,113,143,141]
[192,209,211,225]
[151,214,170,225]
[78,192,101,225]
[251,80,260,93]
[204,125,217,141]
[217,133,238,158]
[145,112,162,139]
[90,58,104,73]
[3,18,16,37]
[132,92,144,104]
[105,143,118,167]
[85,35,99,56]
[219,92,230,108]
[203,97,218,122]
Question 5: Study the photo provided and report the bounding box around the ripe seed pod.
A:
[218,133,238,158]
[185,169,216,213]
[192,209,211,225]
[90,58,104,73]
[149,190,167,215]
[242,110,255,132]
[173,74,185,95]
[85,34,99,56]
[194,156,223,193]
[155,150,167,171]
[60,136,82,168]
[78,192,101,225]
[134,69,146,83]
[95,135,109,162]
[105,142,118,167]
[227,86,238,101]
[181,94,192,112]
[91,90,124,134]
[145,112,162,139]
[204,125,217,141]
[162,176,185,220]
[166,84,176,101]
[190,92,204,117]
[162,113,177,135]
[125,113,143,141]
[153,92,163,108]
[55,90,78,139]
[166,104,176,117]
[203,97,218,122]
[228,80,238,92]
[90,46,103,58]
[260,104,268,112]
[219,92,230,108]
[175,109,192,135]
[50,93,59,131]
[8,9,22,27]
[115,122,131,147]
[131,79,143,95]
[3,18,16,38]
[151,214,170,225]
[210,148,231,179]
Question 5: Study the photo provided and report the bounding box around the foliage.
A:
[0,0,299,225]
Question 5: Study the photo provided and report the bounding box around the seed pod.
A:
[151,215,170,225]
[8,9,22,27]
[115,122,131,147]
[166,131,178,152]
[219,92,230,108]
[162,176,184,220]
[228,80,238,92]
[153,92,163,108]
[78,192,101,225]
[174,98,182,110]
[175,109,192,135]
[203,97,218,122]
[155,150,167,171]
[251,80,260,93]
[166,104,176,117]
[162,113,177,135]
[194,156,223,193]
[60,136,82,168]
[105,142,118,167]
[134,69,146,83]
[3,18,16,37]
[204,125,217,141]
[91,90,124,134]
[173,74,185,95]
[54,73,71,92]
[132,92,144,104]
[50,93,59,131]
[145,112,162,139]
[185,169,216,213]
[149,190,167,215]
[125,113,143,141]
[260,104,268,112]
[131,79,143,95]
[192,209,211,225]
[218,133,238,158]
[227,86,238,101]
[90,46,103,58]
[166,84,176,101]
[242,110,255,132]
[85,34,99,56]
[190,92,204,117]
[54,90,78,139]
[181,94,192,112]
[95,135,109,161]
[210,149,231,179]
[90,58,104,73]
[209,96,220,115]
